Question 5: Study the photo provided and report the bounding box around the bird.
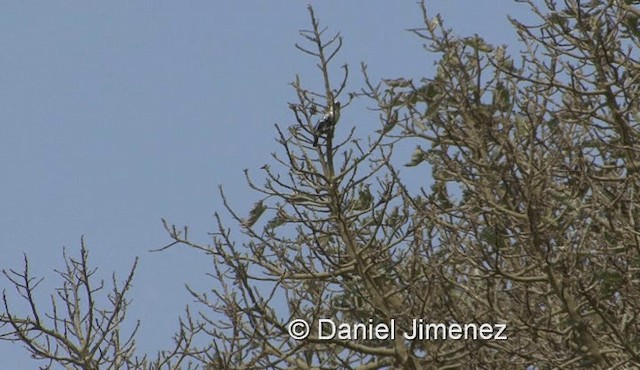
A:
[313,101,341,147]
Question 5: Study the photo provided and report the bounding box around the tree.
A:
[387,1,640,367]
[0,239,202,369]
[163,3,431,367]
[3,1,640,368]
[166,1,639,368]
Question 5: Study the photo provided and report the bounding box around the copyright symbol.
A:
[288,319,310,340]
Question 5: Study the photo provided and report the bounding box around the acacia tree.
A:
[3,1,640,369]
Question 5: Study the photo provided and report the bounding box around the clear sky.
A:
[0,1,533,367]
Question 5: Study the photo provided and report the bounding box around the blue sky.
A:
[0,1,533,367]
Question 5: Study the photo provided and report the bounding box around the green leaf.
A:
[384,77,412,88]
[493,82,511,112]
[417,82,438,102]
[548,13,567,27]
[405,146,426,167]
[243,200,266,228]
[623,14,640,37]
[480,227,497,245]
[463,35,494,52]
[353,185,373,211]
[265,215,286,230]
[378,110,399,134]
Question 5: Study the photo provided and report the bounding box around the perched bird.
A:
[313,101,341,147]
